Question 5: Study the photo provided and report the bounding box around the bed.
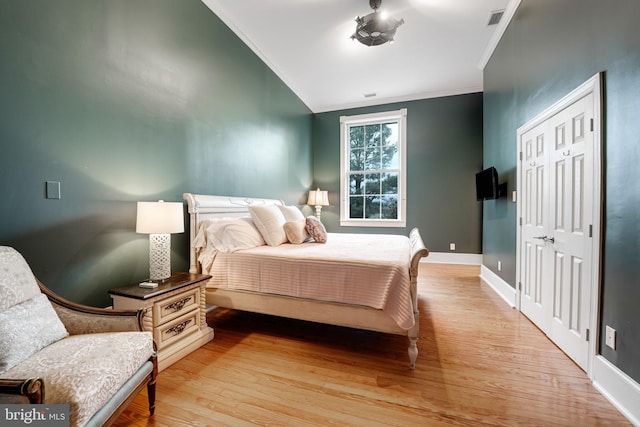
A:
[183,193,429,368]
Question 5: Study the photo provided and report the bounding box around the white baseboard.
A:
[479,264,516,307]
[592,356,640,426]
[422,252,482,265]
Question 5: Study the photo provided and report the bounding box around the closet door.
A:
[520,121,552,332]
[546,94,594,370]
[517,79,599,373]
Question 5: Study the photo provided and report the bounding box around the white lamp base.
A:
[315,205,323,221]
[149,233,171,281]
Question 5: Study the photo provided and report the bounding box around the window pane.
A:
[382,122,398,145]
[364,173,381,194]
[364,146,381,170]
[382,122,398,169]
[350,148,364,170]
[365,124,381,148]
[350,126,364,149]
[384,148,398,169]
[365,196,381,218]
[349,174,365,195]
[349,196,364,218]
[381,173,398,194]
[380,195,398,219]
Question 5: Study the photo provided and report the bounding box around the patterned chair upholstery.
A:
[0,247,157,427]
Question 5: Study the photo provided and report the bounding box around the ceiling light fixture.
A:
[351,0,404,47]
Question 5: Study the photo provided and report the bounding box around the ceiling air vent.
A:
[487,9,504,26]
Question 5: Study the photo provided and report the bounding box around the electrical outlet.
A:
[449,243,455,251]
[498,261,502,271]
[605,325,616,350]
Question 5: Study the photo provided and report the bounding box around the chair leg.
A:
[147,383,156,416]
[147,354,158,416]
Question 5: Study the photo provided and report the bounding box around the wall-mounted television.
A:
[476,166,499,201]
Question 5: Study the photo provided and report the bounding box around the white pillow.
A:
[193,218,236,250]
[278,205,305,222]
[210,217,265,252]
[248,205,288,246]
[283,220,310,244]
[0,293,68,374]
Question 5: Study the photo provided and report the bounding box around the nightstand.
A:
[109,272,214,372]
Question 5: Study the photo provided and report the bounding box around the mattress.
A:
[201,233,415,330]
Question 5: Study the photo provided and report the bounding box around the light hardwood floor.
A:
[114,263,630,426]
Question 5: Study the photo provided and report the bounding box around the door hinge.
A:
[518,282,522,291]
[519,217,523,226]
[519,151,523,161]
[590,118,594,132]
[589,224,593,237]
[586,328,590,342]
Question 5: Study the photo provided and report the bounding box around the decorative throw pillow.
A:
[283,220,310,244]
[0,246,42,311]
[248,205,288,246]
[278,205,305,222]
[0,293,69,374]
[305,216,327,243]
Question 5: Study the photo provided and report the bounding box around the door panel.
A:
[548,95,593,370]
[520,122,550,331]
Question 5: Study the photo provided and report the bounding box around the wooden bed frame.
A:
[183,193,429,368]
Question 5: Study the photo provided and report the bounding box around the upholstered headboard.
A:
[182,193,284,273]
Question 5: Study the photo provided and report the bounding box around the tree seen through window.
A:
[348,122,399,219]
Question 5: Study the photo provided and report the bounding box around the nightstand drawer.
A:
[154,309,199,349]
[153,287,200,326]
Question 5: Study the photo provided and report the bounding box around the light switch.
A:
[46,181,61,199]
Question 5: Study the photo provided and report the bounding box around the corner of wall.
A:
[479,264,516,307]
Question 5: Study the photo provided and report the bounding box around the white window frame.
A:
[339,108,407,227]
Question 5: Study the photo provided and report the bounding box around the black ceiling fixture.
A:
[351,0,404,47]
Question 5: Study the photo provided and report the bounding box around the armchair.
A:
[0,247,157,427]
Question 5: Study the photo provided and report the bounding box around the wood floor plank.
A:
[113,263,630,426]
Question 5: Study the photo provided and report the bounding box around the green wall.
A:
[484,0,640,382]
[0,0,312,307]
[312,94,483,253]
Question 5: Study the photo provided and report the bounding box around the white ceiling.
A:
[202,0,518,113]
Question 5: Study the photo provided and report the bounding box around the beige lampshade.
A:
[307,188,329,206]
[136,201,184,234]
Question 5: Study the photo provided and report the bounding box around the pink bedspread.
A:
[202,233,415,330]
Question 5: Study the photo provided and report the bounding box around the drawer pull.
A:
[165,297,192,312]
[167,319,192,335]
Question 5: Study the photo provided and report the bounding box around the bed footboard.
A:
[407,228,429,369]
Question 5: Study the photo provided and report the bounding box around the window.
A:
[340,109,407,227]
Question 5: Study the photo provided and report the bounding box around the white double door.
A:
[518,82,600,372]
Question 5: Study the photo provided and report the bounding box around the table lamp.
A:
[136,200,184,283]
[307,188,329,221]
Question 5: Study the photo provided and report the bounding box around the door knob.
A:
[533,235,555,243]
